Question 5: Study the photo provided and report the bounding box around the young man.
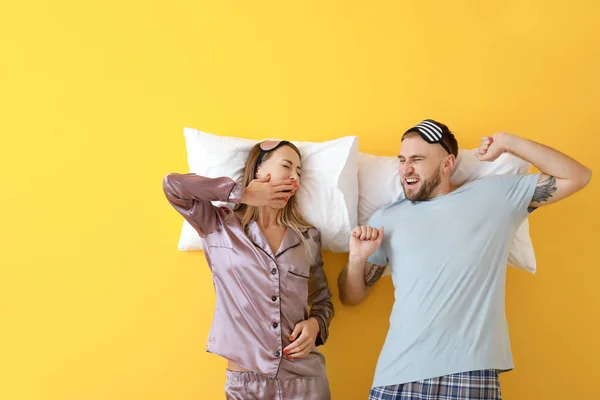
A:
[338,119,592,399]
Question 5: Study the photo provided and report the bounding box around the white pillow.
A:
[357,149,537,274]
[176,128,359,253]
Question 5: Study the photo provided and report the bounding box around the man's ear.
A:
[444,154,456,173]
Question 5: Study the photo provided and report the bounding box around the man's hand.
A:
[283,318,320,359]
[240,175,297,208]
[476,132,511,162]
[349,226,384,261]
[338,226,386,306]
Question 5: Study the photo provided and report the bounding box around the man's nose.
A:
[402,163,414,175]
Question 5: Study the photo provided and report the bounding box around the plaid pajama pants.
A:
[369,370,502,400]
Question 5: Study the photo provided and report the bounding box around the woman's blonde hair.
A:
[234,142,313,253]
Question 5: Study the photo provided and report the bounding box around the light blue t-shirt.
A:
[367,173,540,388]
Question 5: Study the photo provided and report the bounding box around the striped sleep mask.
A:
[404,119,452,155]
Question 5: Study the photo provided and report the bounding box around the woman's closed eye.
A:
[283,163,301,177]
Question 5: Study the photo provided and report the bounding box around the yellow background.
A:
[1,1,598,399]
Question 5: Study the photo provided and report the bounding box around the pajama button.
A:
[271,296,277,301]
[275,351,281,357]
[272,322,278,328]
[271,268,277,275]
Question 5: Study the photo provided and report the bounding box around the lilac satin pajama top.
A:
[163,174,334,379]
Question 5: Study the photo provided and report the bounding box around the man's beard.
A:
[402,168,442,202]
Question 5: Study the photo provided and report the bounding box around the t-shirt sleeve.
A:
[497,173,541,222]
[365,208,388,267]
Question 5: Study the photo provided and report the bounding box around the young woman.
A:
[163,140,334,399]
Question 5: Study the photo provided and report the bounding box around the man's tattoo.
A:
[532,175,557,204]
[364,264,385,287]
